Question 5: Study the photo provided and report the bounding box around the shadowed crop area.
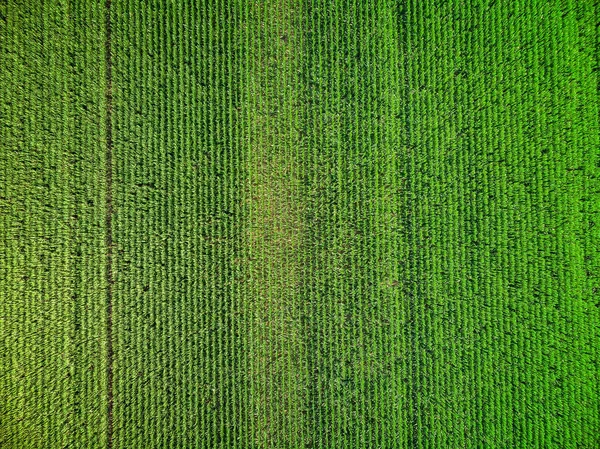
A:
[1,1,599,448]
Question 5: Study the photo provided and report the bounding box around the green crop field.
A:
[1,1,599,448]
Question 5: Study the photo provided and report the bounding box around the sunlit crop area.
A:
[1,1,599,447]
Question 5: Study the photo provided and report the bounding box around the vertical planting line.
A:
[589,0,600,436]
[104,0,114,447]
[399,1,420,446]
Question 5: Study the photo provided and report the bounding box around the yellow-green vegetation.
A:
[1,1,599,448]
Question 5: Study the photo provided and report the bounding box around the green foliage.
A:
[1,0,599,447]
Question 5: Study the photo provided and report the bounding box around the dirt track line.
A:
[104,0,114,447]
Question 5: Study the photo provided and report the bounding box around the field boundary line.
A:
[104,0,114,447]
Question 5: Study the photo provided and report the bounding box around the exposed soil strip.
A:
[103,0,114,447]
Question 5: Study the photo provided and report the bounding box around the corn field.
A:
[1,1,599,448]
